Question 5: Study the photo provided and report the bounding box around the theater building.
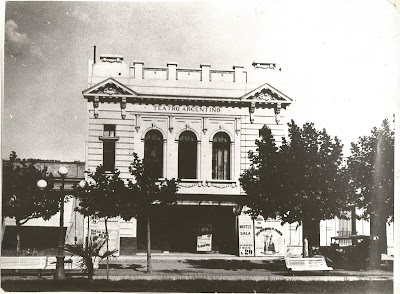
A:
[82,54,303,256]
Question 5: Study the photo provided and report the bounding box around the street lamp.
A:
[37,179,48,190]
[78,179,90,248]
[38,166,68,280]
[56,166,68,280]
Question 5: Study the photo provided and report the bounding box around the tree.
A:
[239,126,285,220]
[347,118,394,255]
[120,152,179,273]
[74,165,126,279]
[240,121,348,250]
[2,151,57,256]
[280,121,348,248]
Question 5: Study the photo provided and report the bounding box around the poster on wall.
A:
[254,218,285,256]
[197,224,212,252]
[90,220,120,256]
[238,214,254,256]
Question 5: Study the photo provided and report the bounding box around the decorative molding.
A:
[143,67,168,72]
[275,103,281,124]
[93,96,99,118]
[101,57,122,63]
[202,118,207,134]
[205,180,237,188]
[235,118,240,135]
[240,82,293,104]
[258,90,274,101]
[121,97,126,119]
[91,83,131,96]
[135,114,141,132]
[104,87,118,95]
[168,116,174,133]
[178,180,203,188]
[249,102,256,123]
[99,136,120,141]
[209,183,235,189]
[179,183,197,188]
[210,70,234,75]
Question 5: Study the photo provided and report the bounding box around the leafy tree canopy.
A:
[240,121,348,246]
[2,151,57,225]
[120,152,179,221]
[74,165,126,220]
[347,118,394,223]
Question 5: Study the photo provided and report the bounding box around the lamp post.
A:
[55,166,68,280]
[78,180,89,248]
[38,167,68,280]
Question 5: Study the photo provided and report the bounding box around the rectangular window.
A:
[103,141,115,171]
[103,124,116,137]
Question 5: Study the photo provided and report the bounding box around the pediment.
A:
[241,83,292,104]
[82,78,137,97]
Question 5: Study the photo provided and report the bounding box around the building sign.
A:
[254,218,285,256]
[197,224,212,252]
[153,105,221,113]
[238,215,255,256]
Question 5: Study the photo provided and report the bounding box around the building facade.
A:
[82,54,303,256]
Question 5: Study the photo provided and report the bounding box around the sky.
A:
[2,0,400,162]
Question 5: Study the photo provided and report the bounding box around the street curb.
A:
[92,275,394,282]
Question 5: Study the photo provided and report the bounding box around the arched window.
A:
[144,130,163,178]
[178,131,197,179]
[212,132,230,180]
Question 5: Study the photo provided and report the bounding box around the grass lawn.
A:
[1,278,393,293]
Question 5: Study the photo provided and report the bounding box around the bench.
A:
[285,257,333,275]
[46,256,81,270]
[1,256,50,270]
[1,256,50,276]
[381,254,394,261]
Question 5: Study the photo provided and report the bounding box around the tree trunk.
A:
[146,217,152,273]
[351,206,357,235]
[302,218,320,255]
[16,221,21,257]
[1,217,6,244]
[86,256,94,282]
[370,211,388,254]
[370,213,386,268]
[104,218,109,280]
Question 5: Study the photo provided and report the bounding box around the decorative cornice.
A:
[83,79,293,110]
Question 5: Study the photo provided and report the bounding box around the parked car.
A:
[319,235,379,270]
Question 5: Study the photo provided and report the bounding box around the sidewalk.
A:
[1,253,393,282]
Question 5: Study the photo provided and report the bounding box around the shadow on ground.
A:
[183,259,287,271]
[98,263,143,270]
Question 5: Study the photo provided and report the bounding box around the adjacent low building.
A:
[2,160,85,256]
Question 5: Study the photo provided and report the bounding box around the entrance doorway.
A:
[136,205,237,254]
